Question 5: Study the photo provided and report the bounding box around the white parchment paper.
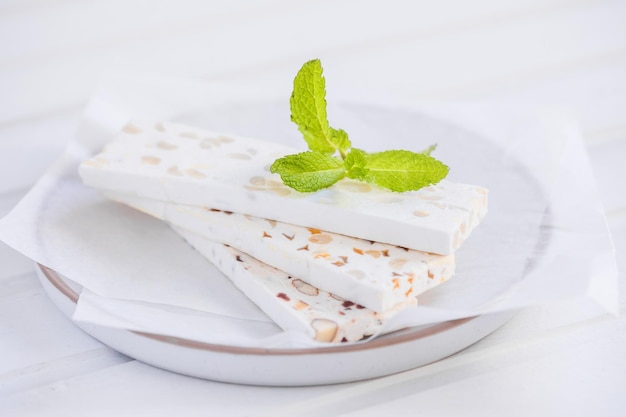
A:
[0,75,618,348]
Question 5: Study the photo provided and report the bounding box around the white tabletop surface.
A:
[1,1,625,415]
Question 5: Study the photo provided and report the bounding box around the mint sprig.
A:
[271,59,449,193]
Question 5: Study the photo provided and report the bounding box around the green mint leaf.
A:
[363,150,449,192]
[269,151,345,192]
[290,59,351,155]
[344,148,369,180]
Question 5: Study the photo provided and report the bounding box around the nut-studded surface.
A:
[80,120,488,255]
[176,228,414,343]
[103,190,456,313]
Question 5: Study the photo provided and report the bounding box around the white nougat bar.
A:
[177,228,404,343]
[79,120,488,255]
[103,191,455,313]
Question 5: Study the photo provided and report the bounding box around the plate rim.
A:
[38,263,479,356]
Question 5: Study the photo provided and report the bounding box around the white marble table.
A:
[1,1,625,415]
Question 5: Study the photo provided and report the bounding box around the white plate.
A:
[37,264,516,386]
[33,101,548,385]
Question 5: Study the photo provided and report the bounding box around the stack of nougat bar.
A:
[79,120,488,343]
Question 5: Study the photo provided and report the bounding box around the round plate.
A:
[37,264,515,386]
[34,99,547,386]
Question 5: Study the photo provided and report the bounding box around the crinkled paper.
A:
[0,75,618,348]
